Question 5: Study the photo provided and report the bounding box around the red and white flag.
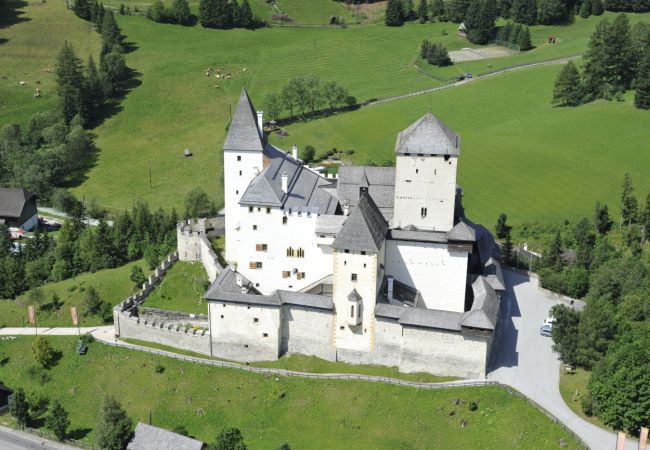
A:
[71,306,79,326]
[28,305,36,325]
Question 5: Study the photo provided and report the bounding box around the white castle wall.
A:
[400,327,489,379]
[371,317,402,367]
[115,316,211,355]
[281,305,335,361]
[385,240,468,312]
[237,207,333,294]
[177,218,223,282]
[209,302,281,361]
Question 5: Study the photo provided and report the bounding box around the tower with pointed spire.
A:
[222,89,266,263]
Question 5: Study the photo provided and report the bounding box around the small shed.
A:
[184,148,192,157]
[127,423,204,450]
[458,22,467,36]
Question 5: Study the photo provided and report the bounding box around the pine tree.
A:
[497,21,514,42]
[231,0,240,27]
[593,201,612,234]
[74,0,92,20]
[171,0,191,24]
[552,60,583,106]
[591,0,604,14]
[212,427,247,450]
[148,0,167,22]
[498,0,513,17]
[8,388,29,429]
[635,51,650,109]
[466,0,497,44]
[385,0,404,25]
[95,3,105,32]
[83,55,104,124]
[55,42,86,126]
[239,0,254,28]
[517,25,533,49]
[503,231,514,265]
[510,22,523,43]
[32,336,56,368]
[511,0,537,24]
[46,400,70,441]
[445,0,471,22]
[101,9,123,52]
[543,230,565,272]
[579,0,591,16]
[536,0,567,24]
[95,396,132,450]
[620,172,638,226]
[199,0,215,27]
[495,213,509,239]
[418,0,429,22]
[214,0,232,28]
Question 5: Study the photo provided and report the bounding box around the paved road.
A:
[489,269,640,450]
[0,326,112,336]
[39,207,113,227]
[0,426,76,450]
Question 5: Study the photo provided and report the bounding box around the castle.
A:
[176,89,502,378]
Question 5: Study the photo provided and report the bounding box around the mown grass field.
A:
[271,65,650,227]
[0,260,146,327]
[2,2,649,223]
[559,367,610,431]
[0,336,582,449]
[143,261,209,314]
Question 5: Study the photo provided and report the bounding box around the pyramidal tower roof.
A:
[395,112,460,156]
[223,88,264,152]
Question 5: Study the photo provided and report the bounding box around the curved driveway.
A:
[489,269,640,450]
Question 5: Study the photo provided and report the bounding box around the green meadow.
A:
[1,1,649,222]
[143,261,209,314]
[0,260,146,327]
[271,66,650,227]
[0,336,582,449]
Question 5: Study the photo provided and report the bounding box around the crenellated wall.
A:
[177,218,224,282]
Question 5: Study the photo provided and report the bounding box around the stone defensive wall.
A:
[177,217,225,282]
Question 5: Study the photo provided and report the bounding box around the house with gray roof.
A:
[0,188,38,231]
[127,423,204,450]
[156,89,506,378]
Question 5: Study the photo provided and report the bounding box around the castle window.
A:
[220,315,224,319]
[237,155,241,161]
[363,263,366,268]
[282,271,290,278]
[344,249,349,254]
[252,225,257,230]
[297,248,305,258]
[256,243,268,251]
[236,190,239,195]
[239,170,242,176]
[344,261,347,266]
[263,333,268,338]
[351,273,357,282]
[350,305,354,318]
[340,326,345,331]
[255,283,259,287]
[297,272,305,280]
[361,251,366,256]
[249,206,253,213]
[286,247,295,257]
[444,155,450,161]
[421,207,428,218]
[282,216,288,225]
[266,207,271,214]
[244,344,249,348]
[249,261,263,269]
[434,169,437,175]
[416,169,419,174]
[257,207,261,212]
[253,318,259,324]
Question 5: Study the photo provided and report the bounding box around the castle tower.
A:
[223,88,266,263]
[331,193,388,358]
[392,112,460,232]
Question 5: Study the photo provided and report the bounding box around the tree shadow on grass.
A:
[86,68,142,130]
[122,40,138,54]
[0,0,30,40]
[68,427,92,440]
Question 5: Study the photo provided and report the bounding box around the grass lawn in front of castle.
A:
[0,336,583,449]
[559,367,611,431]
[0,260,147,328]
[142,261,210,314]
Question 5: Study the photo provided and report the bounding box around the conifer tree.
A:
[511,0,537,24]
[497,20,514,42]
[517,25,533,49]
[511,22,523,43]
[46,400,70,441]
[55,42,86,125]
[445,0,471,22]
[418,0,429,22]
[101,9,123,52]
[239,0,254,28]
[171,0,191,24]
[536,0,567,24]
[552,60,583,106]
[74,0,92,20]
[231,0,241,27]
[498,0,513,17]
[620,173,638,226]
[214,0,232,28]
[591,0,604,14]
[8,388,29,429]
[466,0,497,44]
[402,0,416,19]
[635,51,650,109]
[95,3,105,32]
[385,0,404,25]
[430,0,445,18]
[543,230,565,272]
[84,55,104,123]
[199,0,215,27]
[95,396,132,450]
[579,0,591,17]
[148,0,167,22]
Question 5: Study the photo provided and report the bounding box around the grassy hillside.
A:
[0,260,147,327]
[271,65,650,227]
[144,261,209,314]
[0,336,582,449]
[0,0,101,126]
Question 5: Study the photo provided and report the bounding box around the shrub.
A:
[468,401,478,411]
[32,336,57,369]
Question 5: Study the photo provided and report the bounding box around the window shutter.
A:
[249,262,257,269]
[256,244,263,251]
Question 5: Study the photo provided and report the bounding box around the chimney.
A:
[281,170,288,194]
[292,144,298,160]
[256,111,264,133]
[387,276,394,302]
[236,274,243,287]
[342,201,350,216]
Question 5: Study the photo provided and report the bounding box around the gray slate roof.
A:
[205,266,333,311]
[399,308,463,331]
[336,166,395,221]
[460,276,501,330]
[389,228,448,244]
[240,145,338,215]
[347,289,361,302]
[332,193,388,253]
[447,220,476,242]
[483,257,505,291]
[223,88,264,152]
[0,188,34,218]
[395,112,460,156]
[127,423,204,450]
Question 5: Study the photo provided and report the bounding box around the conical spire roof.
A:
[223,88,264,152]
